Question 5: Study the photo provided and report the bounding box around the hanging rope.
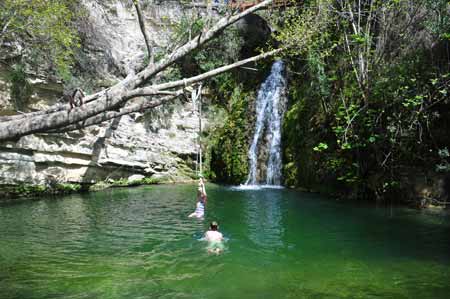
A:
[190,84,203,176]
[197,84,203,176]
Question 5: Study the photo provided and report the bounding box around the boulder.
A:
[128,174,145,183]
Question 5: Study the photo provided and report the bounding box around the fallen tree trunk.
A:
[56,48,282,132]
[0,0,275,142]
[125,48,282,98]
[50,92,184,133]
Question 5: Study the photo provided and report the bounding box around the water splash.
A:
[230,185,285,191]
[245,60,287,186]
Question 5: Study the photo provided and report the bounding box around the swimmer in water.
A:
[204,221,224,254]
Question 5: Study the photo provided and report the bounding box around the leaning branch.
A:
[0,85,108,123]
[0,0,275,141]
[0,47,281,141]
[53,91,184,133]
[62,48,283,131]
[133,0,154,65]
[0,89,179,123]
[126,48,283,98]
[132,0,274,88]
[3,0,274,124]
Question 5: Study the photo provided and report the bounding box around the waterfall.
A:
[245,60,286,186]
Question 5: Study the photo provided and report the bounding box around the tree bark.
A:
[133,0,154,65]
[56,47,282,132]
[125,48,282,98]
[3,0,274,125]
[51,92,184,133]
[0,0,275,142]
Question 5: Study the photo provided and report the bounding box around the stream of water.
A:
[1,184,450,298]
[246,60,286,186]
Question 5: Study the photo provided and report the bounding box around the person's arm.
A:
[202,186,207,196]
[200,178,207,196]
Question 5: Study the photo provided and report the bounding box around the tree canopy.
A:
[0,0,80,77]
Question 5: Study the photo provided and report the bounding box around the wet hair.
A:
[210,221,218,231]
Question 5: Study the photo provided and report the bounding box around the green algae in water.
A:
[0,184,449,298]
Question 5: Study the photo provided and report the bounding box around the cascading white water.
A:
[245,60,287,186]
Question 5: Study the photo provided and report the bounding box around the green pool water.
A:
[1,184,449,299]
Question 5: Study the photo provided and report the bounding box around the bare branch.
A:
[126,48,283,98]
[0,87,176,123]
[0,88,108,122]
[133,0,154,65]
[132,0,274,88]
[53,91,184,133]
[0,0,275,141]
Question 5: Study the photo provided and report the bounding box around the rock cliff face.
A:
[0,0,210,186]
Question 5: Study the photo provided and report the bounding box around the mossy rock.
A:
[0,183,84,200]
[209,86,253,184]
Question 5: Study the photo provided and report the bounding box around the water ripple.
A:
[1,184,450,299]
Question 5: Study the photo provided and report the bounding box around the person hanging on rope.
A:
[189,176,207,218]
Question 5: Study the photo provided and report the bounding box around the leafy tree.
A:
[0,0,80,78]
[278,0,450,201]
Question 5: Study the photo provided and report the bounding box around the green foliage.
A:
[8,63,31,110]
[0,183,83,199]
[16,184,47,196]
[272,0,334,58]
[55,183,82,193]
[171,14,205,46]
[423,0,450,39]
[111,178,131,187]
[110,177,161,187]
[280,0,450,201]
[193,26,242,72]
[209,86,252,184]
[0,0,81,78]
[141,177,161,185]
[313,142,328,152]
[169,12,244,103]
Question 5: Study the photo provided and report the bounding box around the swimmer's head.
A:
[210,221,218,231]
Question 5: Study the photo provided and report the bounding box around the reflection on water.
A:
[242,189,284,249]
[231,184,285,191]
[1,184,450,299]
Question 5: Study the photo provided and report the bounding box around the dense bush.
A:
[209,86,254,184]
[278,0,450,201]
